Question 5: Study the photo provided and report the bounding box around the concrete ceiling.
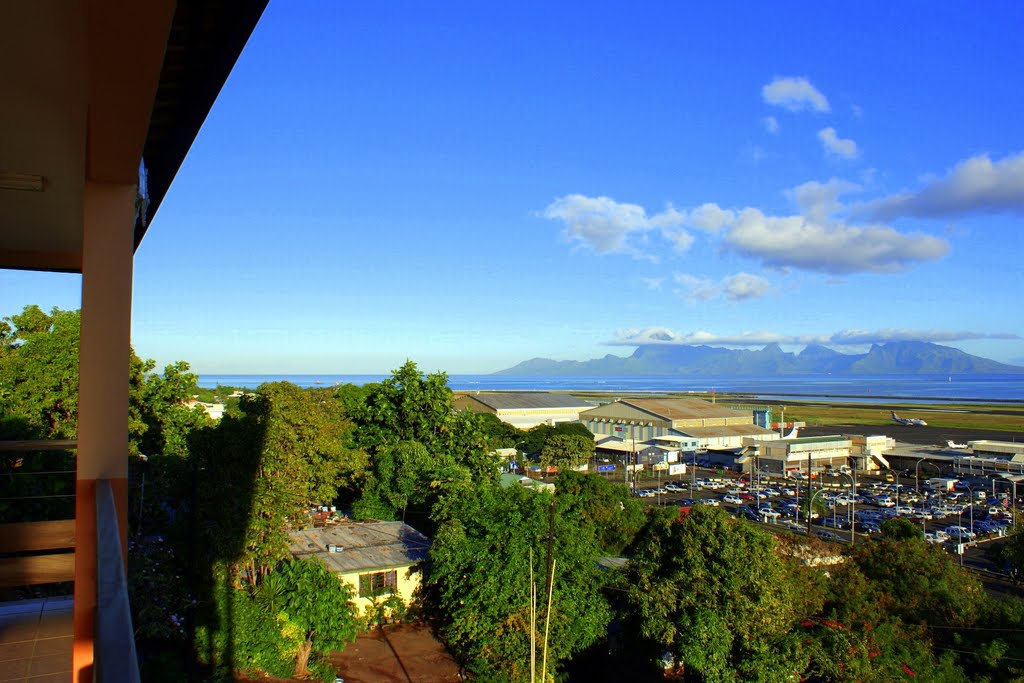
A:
[0,2,88,263]
[0,0,268,273]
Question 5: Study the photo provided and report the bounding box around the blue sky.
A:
[4,2,1024,374]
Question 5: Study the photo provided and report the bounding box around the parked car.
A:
[945,525,977,541]
[722,494,744,505]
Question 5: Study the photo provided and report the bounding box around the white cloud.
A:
[762,116,780,134]
[689,203,735,232]
[671,271,771,303]
[672,273,718,302]
[762,76,830,112]
[818,127,858,159]
[866,151,1024,220]
[543,194,687,255]
[663,229,695,253]
[722,272,770,301]
[829,328,1020,344]
[724,207,950,274]
[608,327,1019,347]
[640,277,664,290]
[543,181,951,276]
[788,178,861,225]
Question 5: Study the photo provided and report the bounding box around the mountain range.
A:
[494,341,1024,376]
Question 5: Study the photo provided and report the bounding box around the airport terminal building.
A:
[581,397,779,449]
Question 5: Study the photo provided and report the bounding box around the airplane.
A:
[946,440,968,449]
[891,411,927,426]
[784,425,800,439]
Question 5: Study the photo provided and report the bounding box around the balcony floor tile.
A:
[0,598,72,682]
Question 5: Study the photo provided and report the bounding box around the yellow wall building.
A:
[288,521,429,616]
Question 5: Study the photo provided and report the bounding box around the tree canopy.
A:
[624,506,810,682]
[429,483,612,682]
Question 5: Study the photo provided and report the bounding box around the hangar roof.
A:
[461,392,593,411]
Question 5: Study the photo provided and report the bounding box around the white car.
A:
[759,507,781,519]
[722,494,744,505]
[945,526,977,540]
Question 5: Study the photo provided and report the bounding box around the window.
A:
[359,570,397,598]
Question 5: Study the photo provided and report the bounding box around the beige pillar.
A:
[78,180,135,479]
[75,180,136,681]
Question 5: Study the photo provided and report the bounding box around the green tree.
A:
[258,558,360,679]
[990,525,1024,583]
[624,506,809,681]
[347,361,500,526]
[193,382,365,586]
[879,516,924,541]
[555,470,645,554]
[429,483,612,682]
[0,306,80,439]
[540,433,594,472]
[846,522,983,628]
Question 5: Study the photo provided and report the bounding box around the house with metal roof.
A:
[288,521,430,615]
[453,391,595,428]
[580,398,779,449]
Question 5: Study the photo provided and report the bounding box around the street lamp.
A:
[831,470,856,546]
[884,468,902,510]
[914,459,941,532]
[806,487,831,536]
[963,484,976,537]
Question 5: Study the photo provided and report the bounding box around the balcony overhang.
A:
[0,0,269,273]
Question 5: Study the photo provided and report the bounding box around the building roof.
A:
[460,392,593,411]
[625,398,752,421]
[581,398,753,423]
[674,425,778,438]
[288,521,430,575]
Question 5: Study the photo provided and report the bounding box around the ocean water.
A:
[196,373,1024,404]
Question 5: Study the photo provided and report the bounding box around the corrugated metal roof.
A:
[463,392,594,411]
[623,398,751,421]
[675,424,778,438]
[287,521,430,574]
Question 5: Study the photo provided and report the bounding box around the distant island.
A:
[495,341,1024,376]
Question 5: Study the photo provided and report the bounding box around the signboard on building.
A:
[653,462,668,471]
[669,463,686,476]
[628,464,645,472]
[597,464,616,472]
[665,450,679,463]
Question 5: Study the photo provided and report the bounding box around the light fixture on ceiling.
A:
[0,172,46,192]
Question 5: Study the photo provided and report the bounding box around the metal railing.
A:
[95,478,140,683]
[0,440,140,681]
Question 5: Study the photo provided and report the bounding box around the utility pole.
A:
[544,499,556,600]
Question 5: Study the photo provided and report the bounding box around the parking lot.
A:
[618,463,1017,563]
